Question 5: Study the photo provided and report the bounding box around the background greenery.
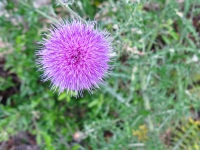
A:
[0,0,200,149]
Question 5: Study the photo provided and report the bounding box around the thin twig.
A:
[128,143,145,147]
[56,0,87,24]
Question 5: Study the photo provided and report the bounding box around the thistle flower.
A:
[36,20,114,96]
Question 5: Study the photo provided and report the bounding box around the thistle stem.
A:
[20,1,59,23]
[56,0,87,24]
[141,70,154,131]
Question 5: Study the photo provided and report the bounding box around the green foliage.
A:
[0,0,200,149]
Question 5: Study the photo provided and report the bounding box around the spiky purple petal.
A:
[36,20,113,96]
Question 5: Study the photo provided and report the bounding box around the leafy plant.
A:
[0,0,200,149]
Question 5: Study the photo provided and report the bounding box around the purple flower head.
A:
[36,20,114,96]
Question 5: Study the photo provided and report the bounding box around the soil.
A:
[0,132,40,150]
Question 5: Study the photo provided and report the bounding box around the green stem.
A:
[20,1,59,23]
[56,0,87,24]
[141,70,154,131]
[146,28,158,52]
